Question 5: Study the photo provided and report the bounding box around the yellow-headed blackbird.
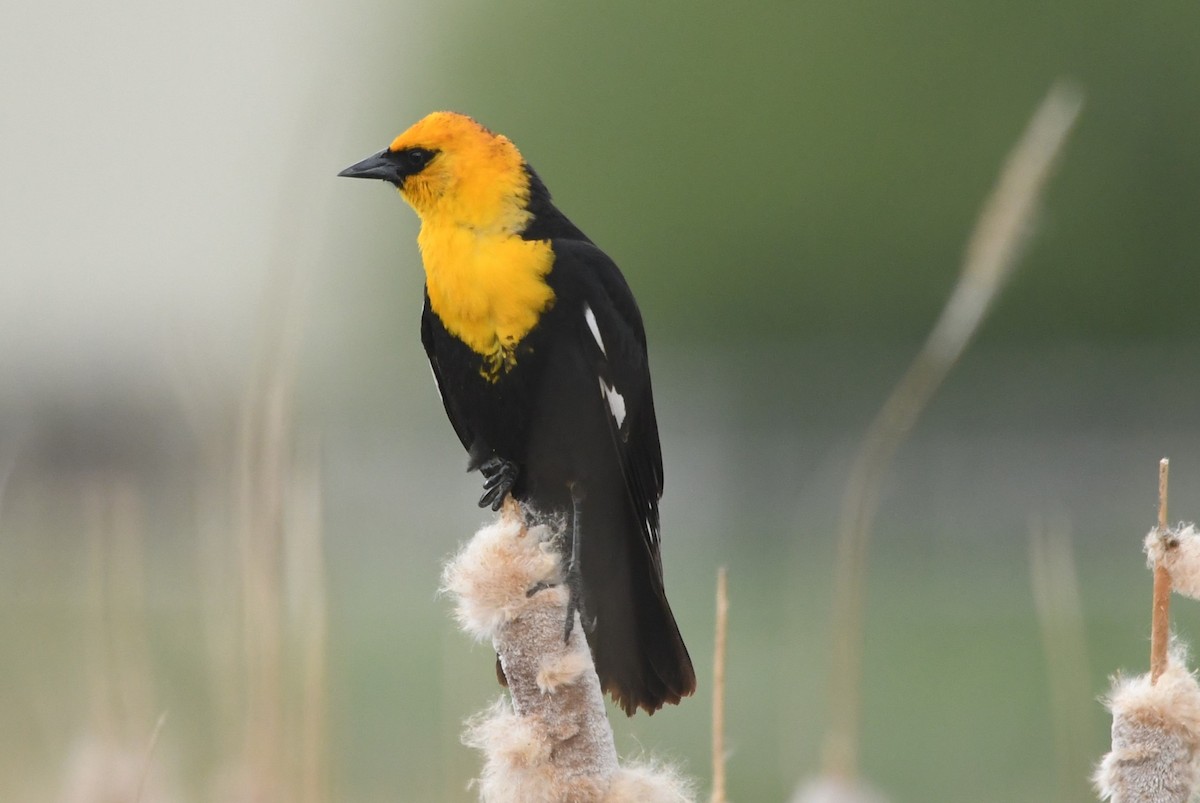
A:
[339,111,695,715]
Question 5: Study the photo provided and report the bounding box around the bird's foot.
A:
[525,580,557,598]
[561,557,593,641]
[478,456,519,511]
[561,482,591,641]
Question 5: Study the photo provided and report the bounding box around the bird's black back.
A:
[518,165,591,243]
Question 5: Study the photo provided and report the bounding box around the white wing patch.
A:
[598,377,626,428]
[583,303,606,356]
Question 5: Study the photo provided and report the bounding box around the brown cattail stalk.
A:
[1095,649,1200,801]
[445,509,695,803]
[711,567,729,803]
[1095,462,1200,801]
[1151,458,1171,684]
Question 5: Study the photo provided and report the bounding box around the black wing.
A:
[521,165,694,711]
[550,237,693,713]
[553,239,665,548]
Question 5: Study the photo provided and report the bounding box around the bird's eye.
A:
[403,148,435,170]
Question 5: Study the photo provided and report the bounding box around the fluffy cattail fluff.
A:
[791,776,890,803]
[444,508,695,803]
[1145,525,1200,600]
[1095,646,1200,801]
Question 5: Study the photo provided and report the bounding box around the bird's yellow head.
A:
[340,112,557,379]
[339,111,533,234]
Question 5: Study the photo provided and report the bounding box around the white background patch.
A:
[429,365,443,401]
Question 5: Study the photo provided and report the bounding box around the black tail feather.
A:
[576,483,695,716]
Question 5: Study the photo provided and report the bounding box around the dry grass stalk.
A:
[444,508,694,803]
[63,481,177,803]
[790,776,889,803]
[1028,519,1093,803]
[233,282,300,799]
[822,81,1084,779]
[83,480,155,742]
[290,450,329,803]
[711,567,729,803]
[1152,459,1171,684]
[135,711,170,803]
[210,248,327,801]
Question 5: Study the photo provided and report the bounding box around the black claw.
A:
[562,585,595,639]
[561,482,589,641]
[562,555,588,641]
[563,593,579,642]
[479,487,504,511]
[477,456,518,511]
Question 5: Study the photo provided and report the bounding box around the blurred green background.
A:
[2,0,1199,800]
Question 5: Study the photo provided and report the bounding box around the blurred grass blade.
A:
[1029,517,1093,803]
[822,81,1084,779]
[711,567,729,803]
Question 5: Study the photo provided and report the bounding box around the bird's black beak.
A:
[338,149,403,184]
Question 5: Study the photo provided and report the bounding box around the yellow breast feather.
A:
[419,223,556,381]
